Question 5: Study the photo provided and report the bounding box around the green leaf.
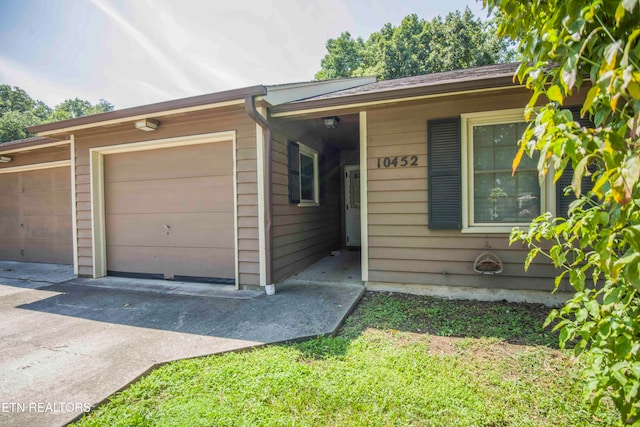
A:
[615,1,627,24]
[572,157,590,196]
[624,261,640,291]
[623,225,640,251]
[604,40,623,71]
[547,85,564,103]
[616,335,632,358]
[524,247,540,271]
[582,85,600,115]
[603,286,623,305]
[585,299,600,318]
[559,327,569,348]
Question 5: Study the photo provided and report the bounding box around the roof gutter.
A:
[0,137,70,154]
[28,85,267,136]
[244,91,274,289]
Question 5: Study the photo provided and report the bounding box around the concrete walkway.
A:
[0,261,364,427]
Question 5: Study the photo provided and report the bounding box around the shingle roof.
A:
[272,62,521,113]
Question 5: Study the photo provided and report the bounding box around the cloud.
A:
[89,0,202,96]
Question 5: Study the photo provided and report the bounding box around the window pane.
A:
[495,146,515,170]
[493,123,517,146]
[516,172,540,221]
[474,147,494,171]
[473,126,493,147]
[300,153,315,201]
[473,173,494,222]
[472,121,540,224]
[519,152,537,170]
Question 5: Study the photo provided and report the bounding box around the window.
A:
[461,109,552,233]
[287,141,319,206]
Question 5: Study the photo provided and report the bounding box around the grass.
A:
[72,292,619,426]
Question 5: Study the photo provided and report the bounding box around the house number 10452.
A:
[377,155,418,168]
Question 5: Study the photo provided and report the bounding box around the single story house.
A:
[0,63,587,303]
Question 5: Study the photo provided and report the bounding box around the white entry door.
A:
[345,165,361,246]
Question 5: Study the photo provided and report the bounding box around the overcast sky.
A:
[0,0,486,110]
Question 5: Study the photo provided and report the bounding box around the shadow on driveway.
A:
[0,264,363,427]
[19,279,363,342]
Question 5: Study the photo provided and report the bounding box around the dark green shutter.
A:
[427,117,462,229]
[556,106,596,216]
[288,140,300,204]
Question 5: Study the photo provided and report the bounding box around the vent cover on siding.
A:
[288,140,300,204]
[556,106,596,217]
[427,117,462,229]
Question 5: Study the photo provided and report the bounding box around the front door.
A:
[345,165,361,247]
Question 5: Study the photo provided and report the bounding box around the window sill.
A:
[298,201,319,207]
[461,224,529,234]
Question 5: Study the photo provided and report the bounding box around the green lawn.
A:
[72,292,618,426]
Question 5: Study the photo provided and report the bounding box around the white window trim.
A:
[296,142,320,207]
[461,108,555,234]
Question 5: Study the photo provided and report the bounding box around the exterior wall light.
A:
[0,156,12,163]
[322,116,340,128]
[135,118,160,131]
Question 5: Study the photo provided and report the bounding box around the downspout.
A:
[244,93,273,289]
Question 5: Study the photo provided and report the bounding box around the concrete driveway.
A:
[0,261,363,427]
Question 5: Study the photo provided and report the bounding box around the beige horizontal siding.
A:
[365,88,559,293]
[72,106,259,286]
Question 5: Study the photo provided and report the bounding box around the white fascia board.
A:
[263,76,376,106]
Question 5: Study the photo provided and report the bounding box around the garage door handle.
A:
[163,224,170,230]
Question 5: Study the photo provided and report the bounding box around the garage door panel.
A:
[0,237,71,264]
[19,192,53,215]
[107,246,235,279]
[0,166,72,265]
[0,239,21,261]
[21,191,71,215]
[105,176,233,215]
[19,190,71,215]
[0,217,24,239]
[23,238,73,264]
[25,215,73,240]
[0,193,20,216]
[106,212,234,248]
[21,168,71,192]
[104,142,232,183]
[0,174,20,193]
[104,141,235,282]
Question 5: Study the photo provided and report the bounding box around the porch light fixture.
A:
[0,156,12,163]
[135,118,160,131]
[322,116,340,129]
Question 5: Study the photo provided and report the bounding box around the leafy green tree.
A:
[484,0,640,423]
[315,32,366,80]
[0,110,41,142]
[48,97,113,122]
[0,84,36,115]
[315,8,515,81]
[0,85,113,142]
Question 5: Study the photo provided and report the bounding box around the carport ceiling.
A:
[301,114,360,151]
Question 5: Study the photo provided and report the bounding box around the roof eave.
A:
[28,85,267,135]
[0,137,70,154]
[271,75,518,114]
